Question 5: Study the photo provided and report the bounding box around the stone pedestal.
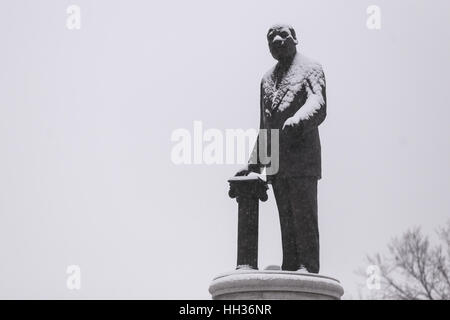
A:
[209,270,344,300]
[228,176,268,270]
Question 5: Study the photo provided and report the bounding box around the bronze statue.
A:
[235,24,327,273]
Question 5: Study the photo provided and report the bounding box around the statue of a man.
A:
[236,24,327,273]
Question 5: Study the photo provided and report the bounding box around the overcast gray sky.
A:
[0,0,449,299]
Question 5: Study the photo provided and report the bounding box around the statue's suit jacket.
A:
[255,53,327,179]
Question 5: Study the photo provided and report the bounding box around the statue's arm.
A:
[282,67,327,134]
[235,83,265,176]
[247,82,266,173]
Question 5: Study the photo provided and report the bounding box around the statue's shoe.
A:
[297,265,310,273]
[236,264,257,270]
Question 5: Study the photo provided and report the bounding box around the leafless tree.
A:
[362,221,450,300]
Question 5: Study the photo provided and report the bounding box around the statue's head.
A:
[267,24,298,61]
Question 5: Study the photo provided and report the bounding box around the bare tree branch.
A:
[360,221,450,300]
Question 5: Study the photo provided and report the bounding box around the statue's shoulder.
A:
[295,54,325,89]
[260,54,324,89]
[261,65,276,85]
[296,53,323,74]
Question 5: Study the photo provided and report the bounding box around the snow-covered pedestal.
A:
[209,270,344,300]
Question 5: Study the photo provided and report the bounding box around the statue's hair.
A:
[267,24,297,41]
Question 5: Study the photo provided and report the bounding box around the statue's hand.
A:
[235,164,261,176]
[235,164,251,176]
[282,116,299,131]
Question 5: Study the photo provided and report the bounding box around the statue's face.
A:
[267,25,298,61]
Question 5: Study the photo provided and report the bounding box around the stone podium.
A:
[209,270,344,300]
